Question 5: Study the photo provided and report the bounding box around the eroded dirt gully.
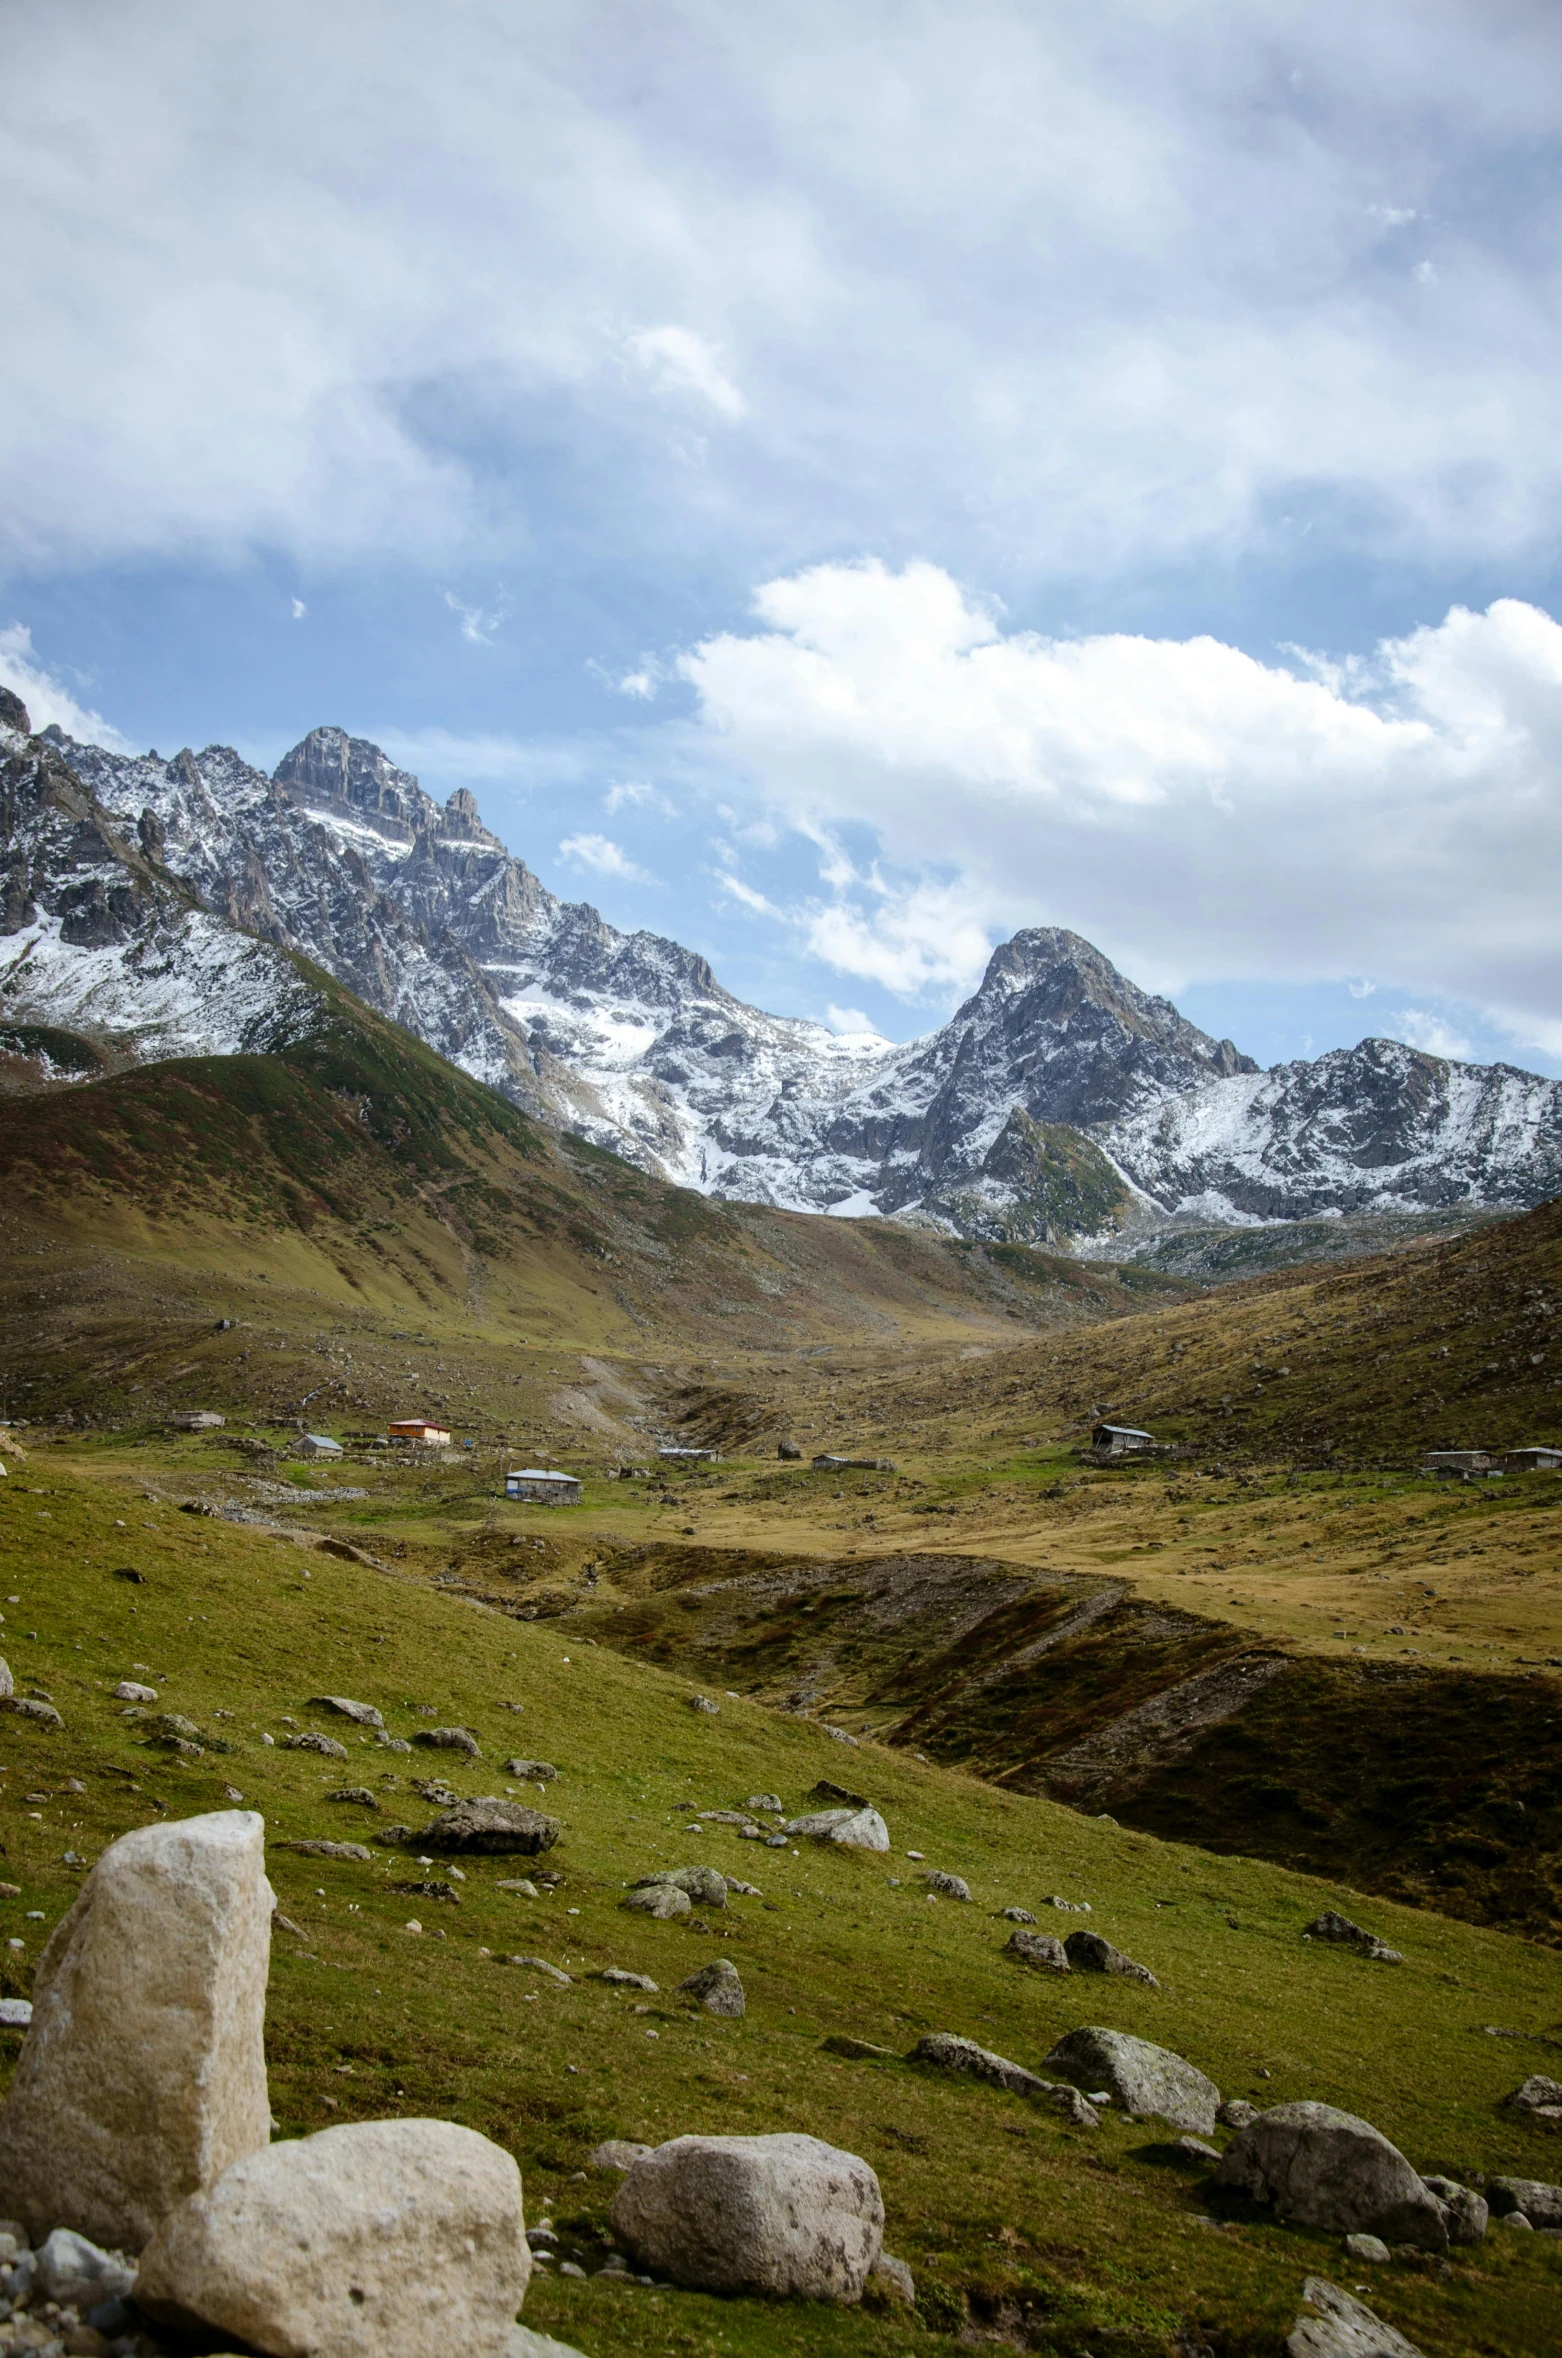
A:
[428,1525,1562,1946]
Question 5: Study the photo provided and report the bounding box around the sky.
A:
[5,0,1562,1071]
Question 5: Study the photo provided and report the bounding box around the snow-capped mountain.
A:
[6,701,1562,1241]
[0,693,322,1069]
[1105,1037,1562,1227]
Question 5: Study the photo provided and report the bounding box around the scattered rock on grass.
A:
[822,2035,896,2060]
[1344,2232,1390,2263]
[922,1871,971,1901]
[281,1840,373,1862]
[1005,1929,1069,1973]
[869,2250,915,2305]
[309,1696,384,1729]
[418,1799,560,1856]
[325,1787,380,1809]
[785,1806,889,1852]
[611,2132,883,2301]
[284,1731,348,1761]
[1486,2174,1562,2229]
[590,2141,652,2172]
[1215,2104,1447,2251]
[745,1794,782,1814]
[497,1879,540,1899]
[135,2117,530,2358]
[1063,1930,1158,1985]
[1500,2075,1562,2123]
[114,1681,157,1703]
[506,1955,571,1984]
[1422,2176,1487,2244]
[503,1759,557,1781]
[688,1696,720,1716]
[2,1697,62,1729]
[623,1884,692,1920]
[1001,1907,1036,1924]
[598,1969,657,1991]
[1302,1911,1403,1965]
[1218,2098,1260,2131]
[677,1959,744,2016]
[1284,2275,1424,2358]
[414,1726,481,1757]
[910,2032,1095,2122]
[0,1999,32,2027]
[633,1867,726,1908]
[1044,2028,1218,2133]
[0,1810,272,2249]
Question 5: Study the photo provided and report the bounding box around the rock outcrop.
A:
[0,1810,272,2250]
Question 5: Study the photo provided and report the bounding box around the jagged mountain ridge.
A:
[6,701,1562,1238]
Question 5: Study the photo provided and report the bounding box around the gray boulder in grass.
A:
[909,2034,1097,2125]
[1500,2074,1562,2123]
[1215,2103,1447,2251]
[623,1883,691,1919]
[1303,1910,1403,1965]
[310,1696,384,1729]
[1486,2174,1562,2228]
[677,1959,745,2016]
[1285,2276,1424,2358]
[1062,1929,1158,1985]
[1005,1928,1069,1973]
[610,2132,883,2300]
[0,1810,272,2250]
[135,2118,530,2358]
[418,1799,559,1855]
[1421,2175,1487,2244]
[634,1865,727,1907]
[1043,2028,1218,2134]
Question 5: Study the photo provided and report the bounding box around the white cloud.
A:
[1392,1008,1472,1060]
[605,778,673,816]
[7,3,1562,586]
[444,589,511,646]
[0,624,130,748]
[624,326,746,420]
[1347,977,1377,999]
[824,1004,881,1038]
[291,597,307,620]
[558,831,651,883]
[716,874,781,918]
[675,560,1562,1033]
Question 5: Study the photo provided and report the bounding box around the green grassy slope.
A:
[0,1453,1560,2355]
[0,986,1205,1427]
[822,1195,1562,1470]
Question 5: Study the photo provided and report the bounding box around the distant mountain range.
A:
[4,692,1561,1250]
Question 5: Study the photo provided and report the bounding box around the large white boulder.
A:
[1215,2103,1447,2251]
[135,2118,531,2358]
[611,2132,883,2301]
[0,1809,273,2250]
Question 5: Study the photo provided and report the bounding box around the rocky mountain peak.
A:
[272,725,428,841]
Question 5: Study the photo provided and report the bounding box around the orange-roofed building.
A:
[387,1418,452,1447]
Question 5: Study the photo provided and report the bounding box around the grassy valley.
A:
[1,1450,1560,2356]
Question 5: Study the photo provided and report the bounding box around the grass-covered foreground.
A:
[1,1457,1561,2355]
